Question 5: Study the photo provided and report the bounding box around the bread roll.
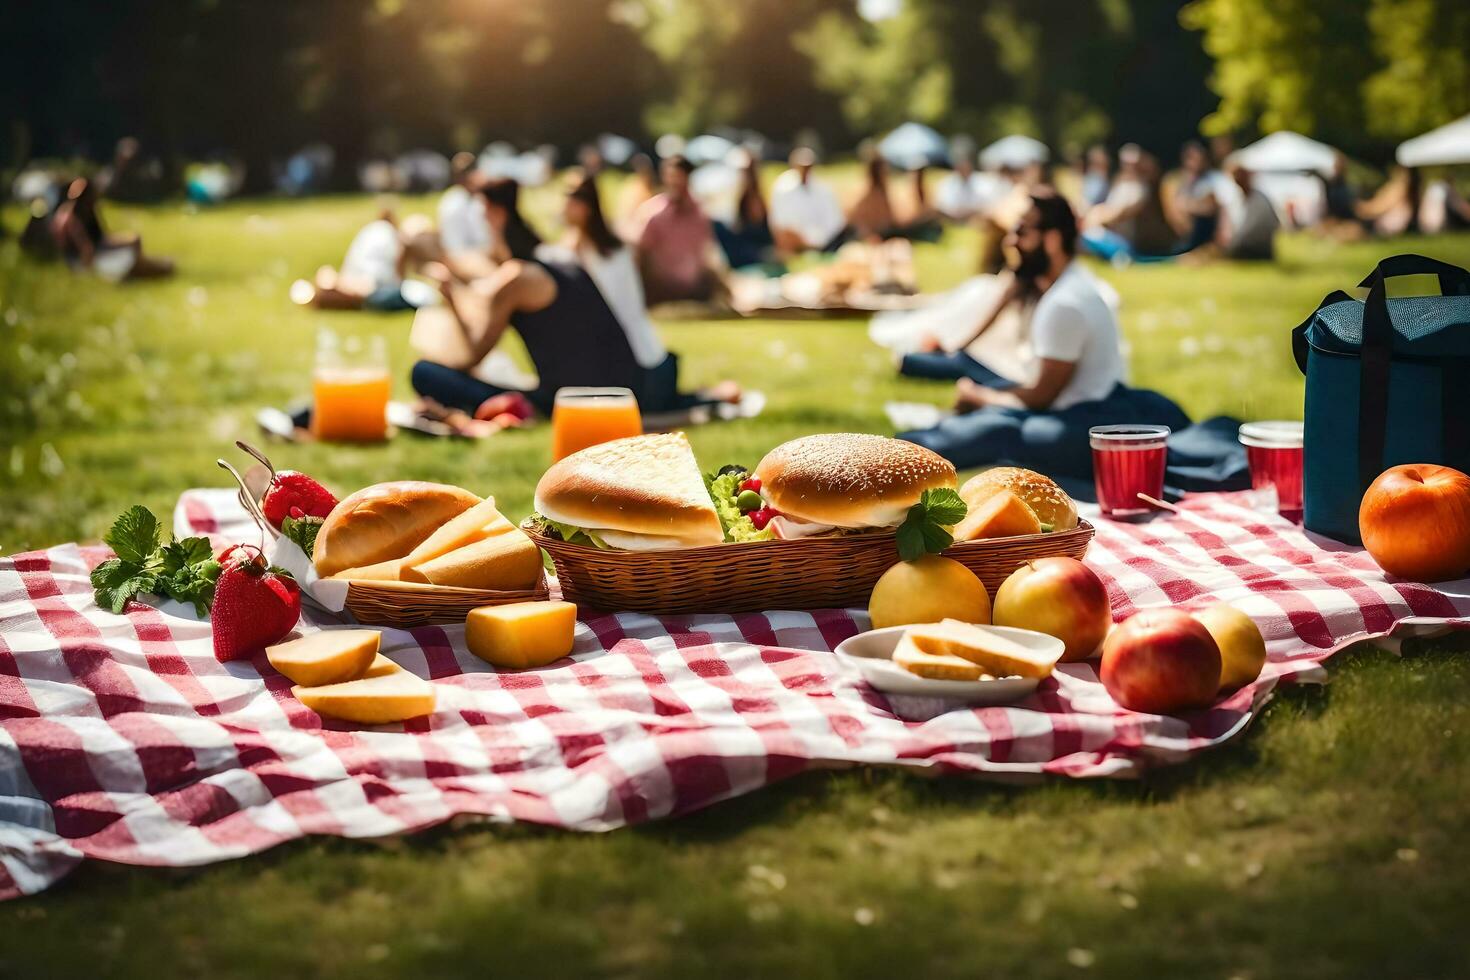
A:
[400,528,543,591]
[313,482,481,577]
[754,433,955,528]
[960,468,1078,532]
[534,432,723,547]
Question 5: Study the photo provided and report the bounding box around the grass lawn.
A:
[2,191,1470,977]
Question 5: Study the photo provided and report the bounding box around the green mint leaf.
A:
[104,506,161,565]
[919,521,955,555]
[281,515,324,556]
[921,487,968,527]
[164,559,221,616]
[159,536,213,576]
[91,558,160,613]
[895,520,927,562]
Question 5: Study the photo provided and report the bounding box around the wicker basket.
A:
[525,521,1093,615]
[341,574,551,628]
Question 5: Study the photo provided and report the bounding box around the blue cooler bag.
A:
[1292,254,1470,544]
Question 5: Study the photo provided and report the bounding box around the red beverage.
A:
[1239,421,1304,514]
[1090,425,1170,519]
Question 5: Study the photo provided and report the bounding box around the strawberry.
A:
[237,442,337,531]
[211,545,302,661]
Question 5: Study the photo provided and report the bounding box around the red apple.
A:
[992,557,1112,662]
[1099,609,1221,714]
[1359,464,1470,583]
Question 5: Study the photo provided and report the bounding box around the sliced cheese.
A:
[906,620,1059,679]
[402,529,542,591]
[954,489,1042,542]
[402,498,513,566]
[892,633,985,681]
[267,629,381,687]
[331,558,405,582]
[465,601,577,670]
[294,670,436,724]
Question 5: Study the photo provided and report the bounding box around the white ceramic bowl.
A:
[834,624,1063,703]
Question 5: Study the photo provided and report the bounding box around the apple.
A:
[1100,609,1221,714]
[1359,464,1470,582]
[991,557,1112,662]
[869,556,991,630]
[1194,604,1266,692]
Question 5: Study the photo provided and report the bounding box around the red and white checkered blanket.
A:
[2,489,1466,900]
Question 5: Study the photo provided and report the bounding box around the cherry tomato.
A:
[739,477,762,494]
[749,507,778,531]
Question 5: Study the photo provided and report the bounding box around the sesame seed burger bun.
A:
[960,467,1078,531]
[753,433,957,528]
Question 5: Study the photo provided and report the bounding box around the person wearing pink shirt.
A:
[633,155,723,304]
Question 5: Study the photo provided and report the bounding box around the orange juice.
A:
[313,367,391,441]
[551,388,642,461]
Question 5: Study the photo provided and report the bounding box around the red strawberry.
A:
[212,545,302,661]
[238,442,338,530]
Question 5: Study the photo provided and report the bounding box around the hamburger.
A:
[529,431,958,549]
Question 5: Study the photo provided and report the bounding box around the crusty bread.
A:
[753,433,955,528]
[313,482,482,577]
[960,467,1078,532]
[533,432,723,547]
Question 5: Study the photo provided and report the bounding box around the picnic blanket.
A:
[3,491,1467,900]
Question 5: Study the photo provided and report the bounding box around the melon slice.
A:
[361,653,402,678]
[465,600,577,669]
[892,633,984,681]
[294,670,436,724]
[402,498,511,566]
[402,529,542,591]
[954,489,1042,542]
[266,629,380,687]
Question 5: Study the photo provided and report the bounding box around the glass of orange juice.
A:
[551,387,642,461]
[312,329,391,442]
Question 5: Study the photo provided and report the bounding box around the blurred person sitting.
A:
[293,206,431,311]
[1420,177,1470,234]
[898,190,1190,477]
[935,140,1003,223]
[437,152,495,279]
[1080,144,1175,262]
[632,155,724,305]
[1079,144,1112,209]
[712,149,776,269]
[1354,166,1421,237]
[768,147,846,255]
[51,177,174,281]
[1169,140,1222,253]
[847,153,898,242]
[617,153,659,237]
[412,176,738,420]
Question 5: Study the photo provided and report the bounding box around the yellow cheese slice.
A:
[906,620,1058,679]
[401,529,543,591]
[402,497,511,567]
[891,633,985,681]
[293,670,436,724]
[266,629,381,687]
[330,558,405,582]
[465,601,577,670]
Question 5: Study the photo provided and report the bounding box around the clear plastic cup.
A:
[1239,420,1304,514]
[1090,425,1170,519]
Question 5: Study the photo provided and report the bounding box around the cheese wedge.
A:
[294,670,436,724]
[465,601,577,669]
[267,629,381,687]
[361,653,402,678]
[331,558,406,582]
[402,498,512,566]
[891,633,985,681]
[906,620,1060,679]
[954,489,1042,542]
[402,529,542,591]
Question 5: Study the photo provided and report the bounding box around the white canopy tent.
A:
[979,134,1048,171]
[1228,131,1338,176]
[1397,114,1470,168]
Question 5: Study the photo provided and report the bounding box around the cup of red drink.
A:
[1090,425,1170,519]
[1238,421,1304,514]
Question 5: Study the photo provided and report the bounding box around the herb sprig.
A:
[90,506,222,615]
[895,488,968,561]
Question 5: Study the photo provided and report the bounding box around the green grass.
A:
[2,193,1470,978]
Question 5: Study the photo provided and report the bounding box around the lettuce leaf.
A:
[704,469,774,544]
[525,512,609,549]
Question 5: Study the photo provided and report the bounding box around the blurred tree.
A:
[1362,0,1470,141]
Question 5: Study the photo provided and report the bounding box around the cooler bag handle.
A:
[1291,290,1353,373]
[1355,255,1470,489]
